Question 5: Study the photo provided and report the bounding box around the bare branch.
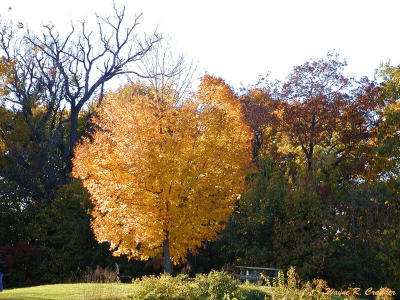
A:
[137,37,197,104]
[0,3,160,175]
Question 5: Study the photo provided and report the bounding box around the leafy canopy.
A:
[73,76,252,264]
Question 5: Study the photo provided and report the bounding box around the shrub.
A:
[131,274,193,299]
[260,266,396,300]
[131,271,239,300]
[263,267,332,300]
[194,270,239,299]
[0,241,41,288]
[82,265,119,283]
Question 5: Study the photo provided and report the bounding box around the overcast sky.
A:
[1,0,400,88]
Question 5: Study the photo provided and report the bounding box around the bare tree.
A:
[137,37,197,104]
[0,3,161,174]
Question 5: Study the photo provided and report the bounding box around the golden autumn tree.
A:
[72,76,252,273]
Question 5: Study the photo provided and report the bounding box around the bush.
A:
[82,265,119,283]
[194,271,239,299]
[0,241,41,288]
[131,271,239,300]
[260,266,395,300]
[131,274,192,299]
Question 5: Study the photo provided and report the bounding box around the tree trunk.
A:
[67,107,79,172]
[163,231,171,274]
[70,110,78,152]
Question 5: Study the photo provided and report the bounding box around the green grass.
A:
[0,283,272,300]
[0,283,140,300]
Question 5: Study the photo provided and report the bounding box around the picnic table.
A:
[236,266,283,283]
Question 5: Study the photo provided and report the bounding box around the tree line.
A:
[1,5,400,292]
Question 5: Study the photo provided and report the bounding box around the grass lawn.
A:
[0,283,270,300]
[0,283,140,300]
[0,282,347,300]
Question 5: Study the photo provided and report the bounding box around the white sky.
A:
[1,0,400,88]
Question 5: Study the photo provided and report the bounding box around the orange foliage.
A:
[72,76,252,264]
